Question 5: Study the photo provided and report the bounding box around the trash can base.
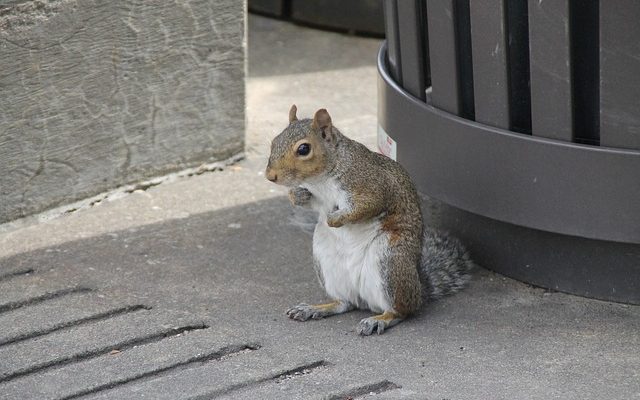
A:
[422,195,640,305]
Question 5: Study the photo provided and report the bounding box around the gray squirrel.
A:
[266,106,473,335]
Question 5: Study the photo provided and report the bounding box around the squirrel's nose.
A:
[266,169,277,182]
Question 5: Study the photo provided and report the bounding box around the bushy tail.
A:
[419,228,474,301]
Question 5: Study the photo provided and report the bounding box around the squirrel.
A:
[265,105,473,335]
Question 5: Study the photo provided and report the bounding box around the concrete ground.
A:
[1,15,639,400]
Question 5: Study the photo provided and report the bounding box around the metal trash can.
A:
[378,0,640,304]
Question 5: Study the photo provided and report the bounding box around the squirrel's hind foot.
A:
[357,311,405,335]
[286,300,352,321]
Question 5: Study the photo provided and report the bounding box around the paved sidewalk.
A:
[0,15,638,400]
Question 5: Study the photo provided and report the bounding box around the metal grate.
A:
[384,0,640,150]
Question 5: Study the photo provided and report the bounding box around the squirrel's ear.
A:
[289,104,298,123]
[312,109,333,140]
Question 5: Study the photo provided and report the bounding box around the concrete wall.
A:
[0,0,245,223]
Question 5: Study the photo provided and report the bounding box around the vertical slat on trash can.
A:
[384,0,402,85]
[506,0,531,134]
[600,1,640,150]
[397,0,427,101]
[527,0,573,141]
[426,0,461,115]
[455,0,475,120]
[571,0,599,146]
[469,0,510,129]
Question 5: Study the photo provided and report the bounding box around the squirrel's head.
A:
[265,105,338,186]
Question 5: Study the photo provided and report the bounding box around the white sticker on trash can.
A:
[377,125,397,161]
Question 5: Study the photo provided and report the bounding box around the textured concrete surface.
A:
[0,14,638,400]
[1,197,639,399]
[0,0,244,223]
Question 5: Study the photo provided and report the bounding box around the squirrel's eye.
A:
[297,143,311,156]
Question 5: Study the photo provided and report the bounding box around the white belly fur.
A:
[301,178,392,313]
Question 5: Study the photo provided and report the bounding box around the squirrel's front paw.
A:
[286,303,323,321]
[326,211,345,228]
[288,187,312,207]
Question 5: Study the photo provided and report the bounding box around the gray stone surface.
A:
[0,0,244,223]
[0,14,638,400]
[0,273,85,306]
[0,291,143,345]
[0,328,258,399]
[0,307,200,380]
[89,346,326,400]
